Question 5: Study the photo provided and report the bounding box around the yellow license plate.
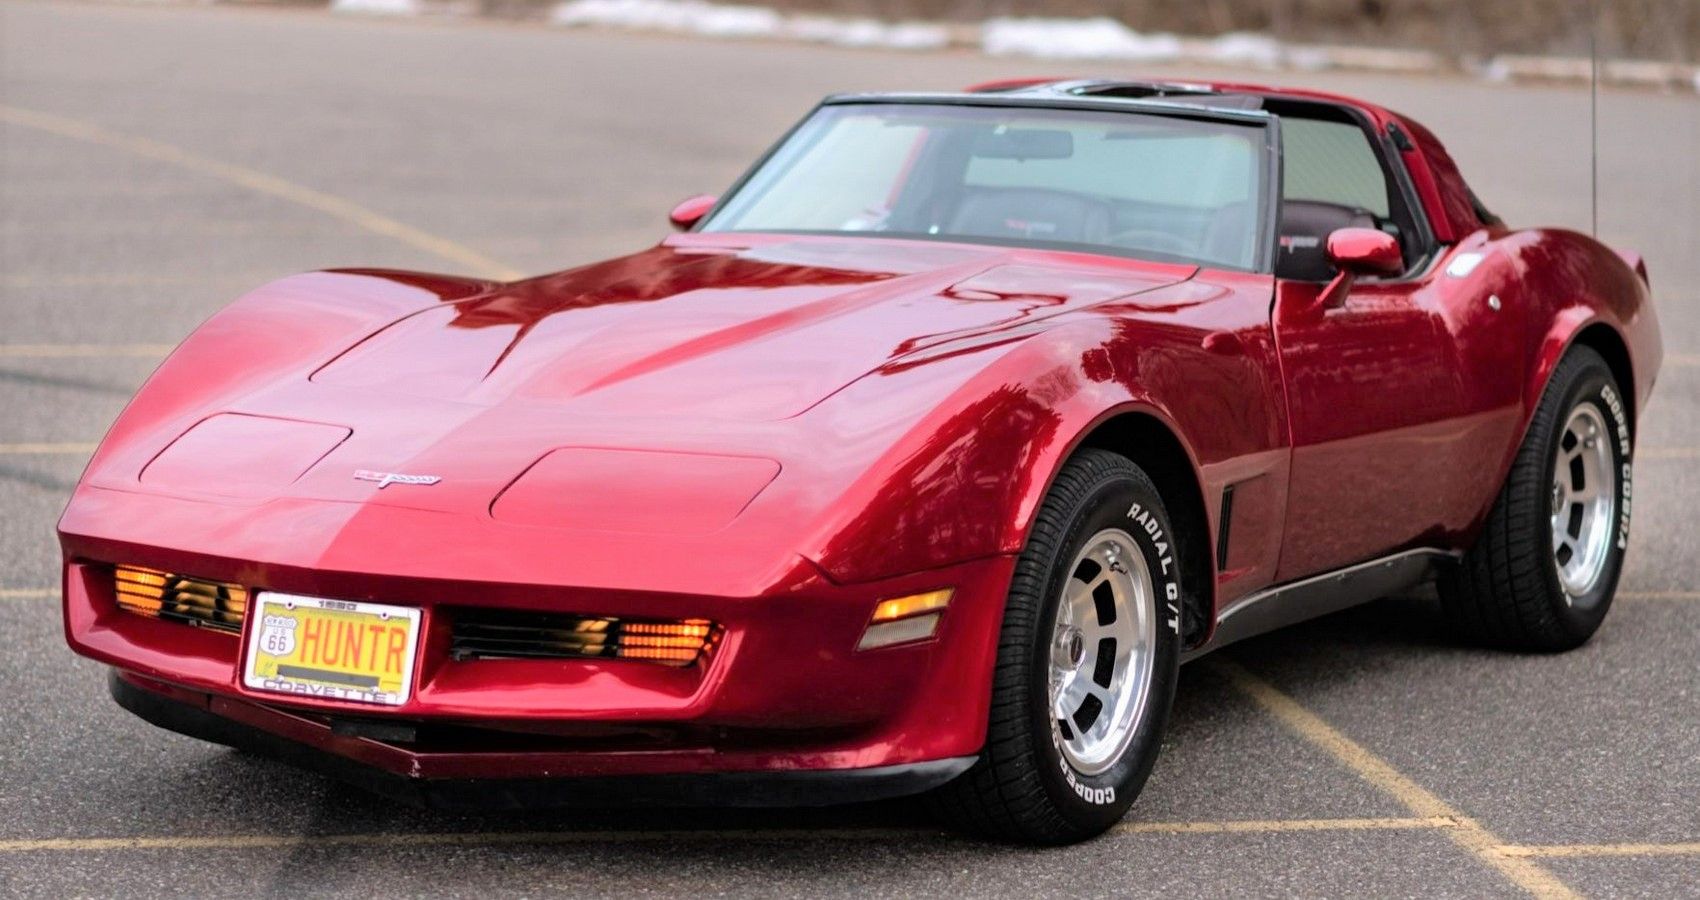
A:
[242,593,422,707]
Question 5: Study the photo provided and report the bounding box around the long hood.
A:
[65,235,1199,593]
[310,237,1194,420]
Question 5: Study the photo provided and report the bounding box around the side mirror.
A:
[668,194,717,232]
[1295,227,1404,316]
[1325,227,1403,277]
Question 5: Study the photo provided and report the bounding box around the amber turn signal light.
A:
[114,565,248,634]
[858,588,952,651]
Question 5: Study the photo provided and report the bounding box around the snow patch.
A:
[551,0,781,38]
[982,17,1181,61]
[330,0,423,15]
[1200,32,1283,69]
[551,0,948,49]
[784,16,949,50]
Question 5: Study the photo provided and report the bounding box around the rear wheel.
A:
[928,449,1182,844]
[1440,346,1632,650]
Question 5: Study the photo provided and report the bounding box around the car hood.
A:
[65,235,1200,593]
[309,237,1194,420]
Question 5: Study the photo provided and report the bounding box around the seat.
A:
[947,188,1113,246]
[1200,202,1256,269]
[1276,200,1378,282]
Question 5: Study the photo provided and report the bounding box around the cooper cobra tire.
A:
[927,449,1182,844]
[1439,345,1631,651]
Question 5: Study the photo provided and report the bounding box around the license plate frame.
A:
[242,592,422,707]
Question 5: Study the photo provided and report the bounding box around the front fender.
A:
[800,274,1285,590]
[816,319,1198,587]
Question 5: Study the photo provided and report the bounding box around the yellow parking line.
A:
[0,443,96,455]
[0,816,1470,853]
[1115,816,1458,835]
[0,344,172,358]
[0,589,56,600]
[0,105,525,282]
[1667,353,1700,367]
[1492,841,1700,858]
[0,829,906,853]
[1,273,272,288]
[1212,659,1580,900]
[1619,590,1700,601]
[1638,447,1700,460]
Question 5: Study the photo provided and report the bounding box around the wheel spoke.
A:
[1078,685,1116,741]
[1046,529,1159,776]
[1055,670,1092,719]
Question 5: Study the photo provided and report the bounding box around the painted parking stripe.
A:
[0,816,1465,853]
[1212,659,1581,900]
[0,105,525,282]
[1637,447,1700,460]
[1617,591,1700,601]
[0,344,172,358]
[1,273,274,288]
[1114,816,1457,834]
[0,589,57,600]
[1491,841,1700,858]
[0,443,97,455]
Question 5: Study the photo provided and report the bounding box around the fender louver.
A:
[450,609,718,667]
[114,565,248,635]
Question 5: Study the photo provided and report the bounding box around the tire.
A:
[1439,345,1632,651]
[928,449,1182,844]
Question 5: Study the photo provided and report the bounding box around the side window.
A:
[1275,113,1422,281]
[1281,118,1391,216]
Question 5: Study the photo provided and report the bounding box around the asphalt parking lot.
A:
[1,2,1697,896]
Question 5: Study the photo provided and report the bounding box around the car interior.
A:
[1263,99,1432,282]
[883,101,1430,280]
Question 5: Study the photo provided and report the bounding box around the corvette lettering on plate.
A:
[242,593,422,707]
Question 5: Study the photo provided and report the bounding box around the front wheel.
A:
[1440,345,1632,650]
[928,449,1182,844]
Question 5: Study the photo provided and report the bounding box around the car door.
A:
[1267,110,1516,582]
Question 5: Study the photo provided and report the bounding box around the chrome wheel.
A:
[1550,402,1617,602]
[1048,530,1156,776]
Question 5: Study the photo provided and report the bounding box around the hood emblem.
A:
[354,469,441,490]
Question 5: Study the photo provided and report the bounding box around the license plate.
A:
[242,593,422,707]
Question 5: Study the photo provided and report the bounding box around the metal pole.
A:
[1590,0,1599,238]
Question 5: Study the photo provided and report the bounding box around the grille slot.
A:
[451,609,717,667]
[114,565,248,635]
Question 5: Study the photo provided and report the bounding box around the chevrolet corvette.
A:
[61,79,1661,844]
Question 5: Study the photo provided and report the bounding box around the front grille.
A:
[450,609,718,667]
[114,565,248,635]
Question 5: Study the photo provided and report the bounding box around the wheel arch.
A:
[1569,322,1637,439]
[1526,314,1638,448]
[1059,411,1216,649]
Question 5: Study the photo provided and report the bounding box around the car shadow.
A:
[128,588,1482,853]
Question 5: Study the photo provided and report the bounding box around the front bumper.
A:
[110,672,975,808]
[65,549,1013,795]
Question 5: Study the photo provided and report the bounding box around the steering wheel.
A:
[1107,229,1196,256]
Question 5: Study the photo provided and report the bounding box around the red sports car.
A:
[61,79,1660,844]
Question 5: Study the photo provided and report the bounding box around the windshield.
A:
[701,102,1270,270]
